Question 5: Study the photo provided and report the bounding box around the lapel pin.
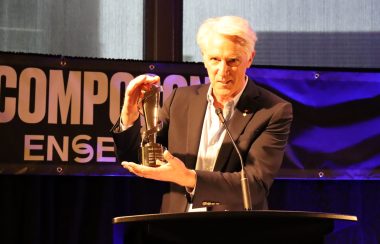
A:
[243,109,249,117]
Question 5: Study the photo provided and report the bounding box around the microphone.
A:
[215,108,252,211]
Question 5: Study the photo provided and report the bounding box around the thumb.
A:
[163,150,175,161]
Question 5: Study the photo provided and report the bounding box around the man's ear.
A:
[247,51,255,67]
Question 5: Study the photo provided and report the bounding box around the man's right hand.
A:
[121,74,160,127]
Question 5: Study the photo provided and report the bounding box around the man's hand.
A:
[122,150,196,189]
[121,74,160,127]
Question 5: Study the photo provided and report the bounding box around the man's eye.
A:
[227,59,240,66]
[209,58,219,64]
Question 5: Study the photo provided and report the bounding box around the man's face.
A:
[203,34,254,104]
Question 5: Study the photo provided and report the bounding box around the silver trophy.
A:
[139,84,165,167]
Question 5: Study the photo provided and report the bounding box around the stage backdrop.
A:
[1,51,380,179]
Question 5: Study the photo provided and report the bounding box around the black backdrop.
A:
[1,176,379,243]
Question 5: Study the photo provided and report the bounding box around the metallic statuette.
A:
[139,84,165,167]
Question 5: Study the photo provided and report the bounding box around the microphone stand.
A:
[215,108,252,211]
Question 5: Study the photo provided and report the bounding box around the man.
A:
[112,16,292,212]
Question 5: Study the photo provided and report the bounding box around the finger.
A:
[122,162,146,177]
[128,74,160,93]
[139,75,160,91]
[126,75,146,92]
[125,76,146,103]
[163,150,175,161]
[144,74,160,85]
[122,161,134,171]
[125,75,160,104]
[156,159,166,166]
[121,161,130,166]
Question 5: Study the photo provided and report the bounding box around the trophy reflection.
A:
[139,84,165,167]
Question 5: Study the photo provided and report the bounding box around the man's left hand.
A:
[122,150,196,188]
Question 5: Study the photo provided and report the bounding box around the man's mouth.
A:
[217,79,232,84]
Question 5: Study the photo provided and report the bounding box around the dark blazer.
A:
[112,79,293,213]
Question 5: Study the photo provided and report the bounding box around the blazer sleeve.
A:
[111,118,142,163]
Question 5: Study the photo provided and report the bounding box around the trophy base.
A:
[139,143,165,167]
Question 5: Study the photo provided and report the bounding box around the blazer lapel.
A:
[214,79,261,172]
[185,84,209,169]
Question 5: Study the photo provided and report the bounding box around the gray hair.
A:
[196,16,257,56]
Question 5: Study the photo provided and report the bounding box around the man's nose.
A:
[218,60,230,76]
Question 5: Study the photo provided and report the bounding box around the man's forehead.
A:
[204,49,242,58]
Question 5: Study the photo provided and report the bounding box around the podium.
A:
[113,210,357,244]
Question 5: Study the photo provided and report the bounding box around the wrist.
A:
[184,170,196,189]
[121,111,139,127]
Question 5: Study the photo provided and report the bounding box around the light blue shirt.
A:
[187,76,248,212]
[196,77,248,172]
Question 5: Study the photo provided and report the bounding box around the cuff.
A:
[185,170,197,202]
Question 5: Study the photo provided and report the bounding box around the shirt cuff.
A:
[185,170,197,201]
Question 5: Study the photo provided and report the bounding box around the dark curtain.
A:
[1,175,378,244]
[269,179,380,244]
[0,175,167,244]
